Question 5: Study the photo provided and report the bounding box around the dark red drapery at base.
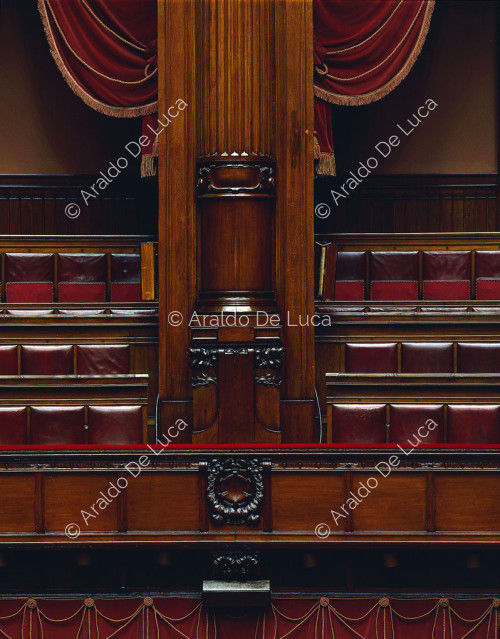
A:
[38,0,158,176]
[313,0,435,176]
[0,596,498,638]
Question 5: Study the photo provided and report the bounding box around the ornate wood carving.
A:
[189,344,284,389]
[197,163,275,198]
[206,458,264,525]
[211,551,261,580]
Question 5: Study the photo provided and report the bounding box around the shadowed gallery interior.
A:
[0,0,499,636]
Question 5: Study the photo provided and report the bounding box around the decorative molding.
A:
[196,163,275,198]
[255,372,282,387]
[189,344,284,388]
[211,551,261,581]
[188,348,218,369]
[207,458,264,525]
[192,372,218,388]
[255,346,284,369]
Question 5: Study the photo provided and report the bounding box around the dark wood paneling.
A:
[126,473,199,531]
[0,451,495,543]
[351,473,427,532]
[315,174,498,234]
[0,475,36,532]
[271,472,344,531]
[43,473,121,533]
[0,175,157,236]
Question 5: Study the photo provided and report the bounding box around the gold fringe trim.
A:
[141,154,157,178]
[315,151,336,177]
[38,0,157,118]
[314,1,435,106]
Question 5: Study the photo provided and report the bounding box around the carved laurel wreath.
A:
[207,458,264,525]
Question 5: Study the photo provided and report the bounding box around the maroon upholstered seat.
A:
[0,345,18,374]
[334,251,365,301]
[5,253,54,303]
[476,251,500,300]
[401,342,453,374]
[0,407,27,445]
[389,404,444,444]
[77,345,130,375]
[457,343,500,373]
[58,254,106,302]
[30,406,85,445]
[423,251,471,300]
[345,343,397,373]
[87,405,143,444]
[447,405,500,444]
[21,345,73,375]
[111,254,141,302]
[331,404,386,443]
[370,251,418,301]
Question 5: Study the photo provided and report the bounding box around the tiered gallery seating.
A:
[327,399,500,445]
[340,341,500,373]
[0,236,155,305]
[317,233,500,305]
[0,236,158,447]
[0,375,148,445]
[316,233,500,448]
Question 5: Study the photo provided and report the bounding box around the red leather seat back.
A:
[371,252,418,301]
[401,343,453,374]
[5,254,54,303]
[334,252,365,301]
[21,345,73,375]
[77,345,130,375]
[0,345,18,374]
[390,404,444,444]
[58,254,106,302]
[30,406,86,445]
[423,251,471,300]
[88,406,144,444]
[0,407,27,445]
[331,404,386,443]
[476,251,500,300]
[447,405,500,444]
[457,343,500,373]
[345,343,397,373]
[111,254,141,302]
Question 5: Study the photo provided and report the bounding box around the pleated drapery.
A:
[314,0,435,176]
[38,0,158,176]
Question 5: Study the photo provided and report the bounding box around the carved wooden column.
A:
[158,0,314,444]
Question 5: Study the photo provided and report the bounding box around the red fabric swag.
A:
[0,597,498,639]
[38,0,158,175]
[313,0,435,175]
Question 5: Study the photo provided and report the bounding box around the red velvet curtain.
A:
[38,0,158,176]
[1,597,498,638]
[313,0,435,176]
